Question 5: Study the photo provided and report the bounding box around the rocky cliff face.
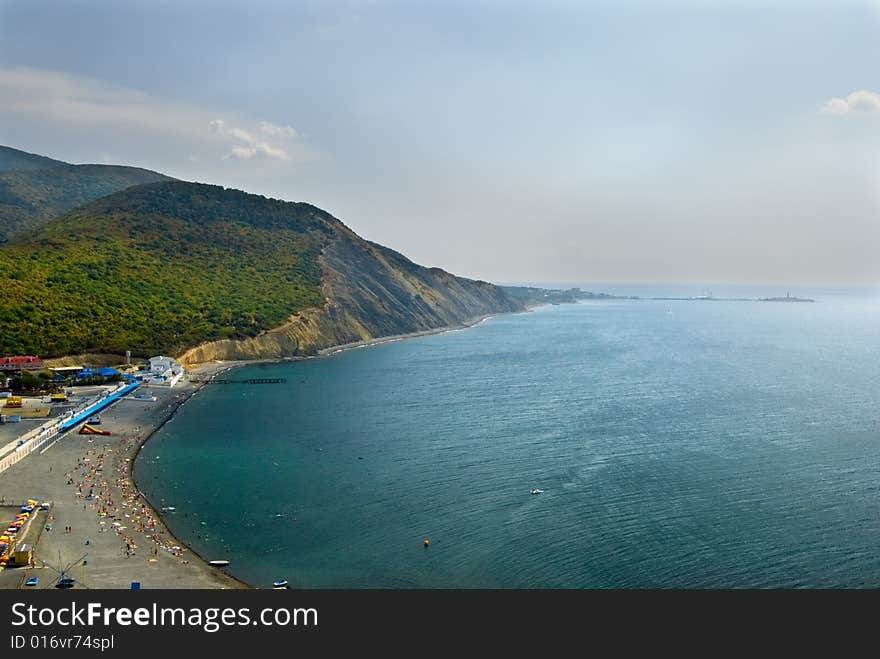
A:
[179,222,523,364]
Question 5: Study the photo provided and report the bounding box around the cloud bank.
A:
[821,89,880,115]
[0,66,308,165]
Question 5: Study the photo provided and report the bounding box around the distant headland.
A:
[757,292,815,303]
[645,290,815,303]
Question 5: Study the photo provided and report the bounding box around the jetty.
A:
[188,377,287,385]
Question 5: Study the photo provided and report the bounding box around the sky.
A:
[1,0,879,286]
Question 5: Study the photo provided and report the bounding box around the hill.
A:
[0,179,523,360]
[0,163,172,241]
[0,145,68,173]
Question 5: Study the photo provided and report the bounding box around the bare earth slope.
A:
[179,220,523,363]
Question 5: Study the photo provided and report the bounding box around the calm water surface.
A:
[134,295,880,587]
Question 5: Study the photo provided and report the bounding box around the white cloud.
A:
[223,143,291,161]
[0,66,309,165]
[210,117,295,160]
[228,127,259,144]
[260,121,298,140]
[820,89,880,115]
[254,142,290,160]
[225,145,258,160]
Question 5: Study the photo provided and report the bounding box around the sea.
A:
[133,285,880,588]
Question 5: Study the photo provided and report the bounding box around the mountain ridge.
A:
[0,162,525,361]
[0,161,172,241]
[0,145,68,173]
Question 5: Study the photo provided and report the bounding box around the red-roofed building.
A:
[0,356,44,372]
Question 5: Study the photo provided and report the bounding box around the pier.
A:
[189,377,287,385]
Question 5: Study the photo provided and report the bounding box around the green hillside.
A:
[0,181,327,356]
[0,153,525,361]
[0,163,171,241]
[0,145,67,173]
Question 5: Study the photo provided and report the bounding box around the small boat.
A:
[530,488,544,495]
[272,579,289,589]
[160,506,176,512]
[208,560,230,567]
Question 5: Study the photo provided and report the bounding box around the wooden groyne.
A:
[188,377,287,385]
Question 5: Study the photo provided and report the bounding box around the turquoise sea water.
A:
[134,294,880,588]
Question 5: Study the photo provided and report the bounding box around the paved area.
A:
[0,367,245,589]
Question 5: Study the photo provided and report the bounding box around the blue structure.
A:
[74,365,121,381]
[59,381,140,430]
[75,365,95,380]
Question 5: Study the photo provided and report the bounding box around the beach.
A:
[0,314,513,590]
[0,361,249,589]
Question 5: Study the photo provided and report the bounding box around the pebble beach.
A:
[0,362,249,589]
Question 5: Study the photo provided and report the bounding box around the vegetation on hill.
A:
[0,145,67,173]
[0,181,326,357]
[0,164,171,241]
[0,147,527,362]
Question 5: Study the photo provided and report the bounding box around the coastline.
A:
[130,311,516,587]
[0,361,250,589]
[315,312,507,357]
[0,309,526,589]
[127,360,253,589]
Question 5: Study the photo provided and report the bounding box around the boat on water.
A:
[530,488,544,495]
[208,560,230,567]
[272,579,289,589]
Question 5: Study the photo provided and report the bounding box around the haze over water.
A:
[135,290,880,588]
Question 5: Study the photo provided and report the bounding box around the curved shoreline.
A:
[129,363,252,590]
[131,311,519,588]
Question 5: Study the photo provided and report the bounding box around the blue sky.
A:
[1,0,878,285]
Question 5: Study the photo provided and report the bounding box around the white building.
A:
[148,356,177,373]
[146,355,184,387]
